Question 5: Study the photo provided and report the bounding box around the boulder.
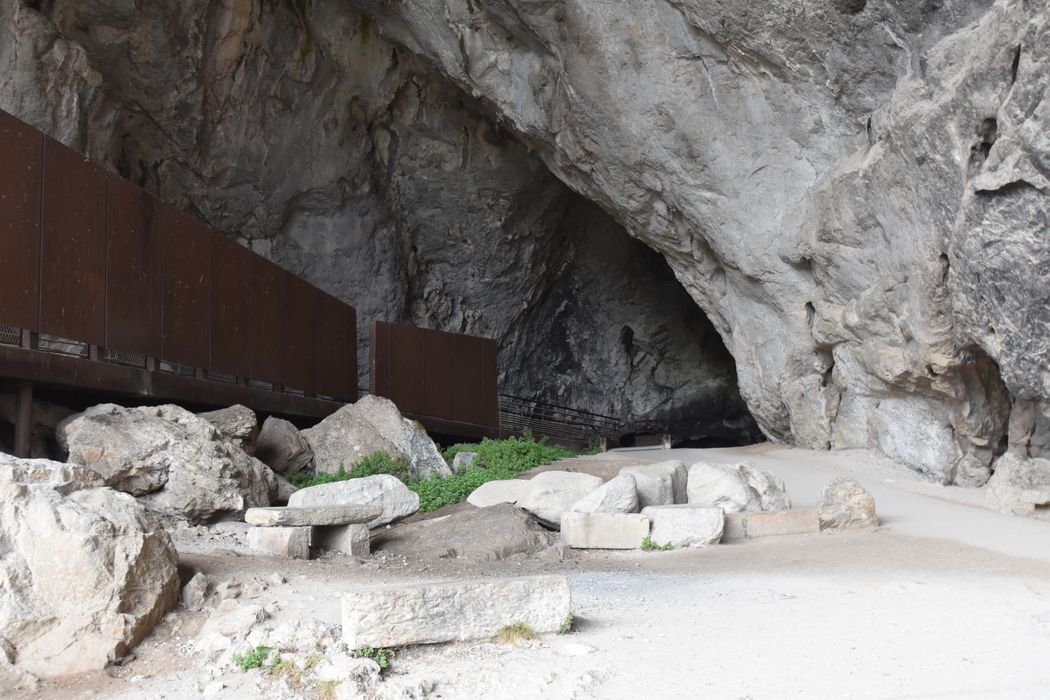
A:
[58,404,278,522]
[0,457,179,678]
[569,474,639,513]
[255,417,313,475]
[288,474,419,528]
[342,575,571,648]
[987,453,1050,516]
[451,451,478,473]
[817,478,879,529]
[466,479,531,508]
[371,503,554,561]
[198,405,258,455]
[272,473,298,506]
[302,395,450,479]
[517,471,604,528]
[686,462,762,513]
[642,505,724,547]
[560,512,650,549]
[730,463,791,511]
[621,461,680,505]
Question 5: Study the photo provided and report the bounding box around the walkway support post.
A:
[14,380,32,458]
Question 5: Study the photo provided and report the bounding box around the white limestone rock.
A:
[686,462,762,513]
[466,479,531,508]
[642,505,724,547]
[987,453,1050,517]
[560,511,650,549]
[817,478,879,530]
[288,474,419,528]
[517,471,603,528]
[569,474,639,514]
[198,405,259,455]
[730,462,791,511]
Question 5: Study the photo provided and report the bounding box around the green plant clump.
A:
[231,645,274,672]
[557,613,575,635]
[351,646,394,669]
[287,451,411,488]
[288,431,576,512]
[641,536,674,552]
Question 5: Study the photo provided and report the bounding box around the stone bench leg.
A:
[247,526,312,558]
[314,523,369,556]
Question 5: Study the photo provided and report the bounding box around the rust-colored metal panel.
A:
[346,305,357,401]
[0,110,42,330]
[39,137,107,345]
[370,320,390,399]
[249,254,285,385]
[423,329,454,421]
[210,234,251,377]
[282,273,316,393]
[481,338,499,428]
[161,206,211,368]
[106,175,162,356]
[453,333,488,427]
[387,322,425,415]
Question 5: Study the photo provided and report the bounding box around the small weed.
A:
[351,646,394,669]
[641,537,673,551]
[494,622,538,644]
[288,451,410,488]
[315,679,341,700]
[231,645,274,672]
[557,613,574,635]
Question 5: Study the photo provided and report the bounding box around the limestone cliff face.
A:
[0,0,756,443]
[4,1,1048,481]
[341,0,1050,484]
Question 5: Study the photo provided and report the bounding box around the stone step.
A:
[642,504,723,547]
[247,526,312,559]
[244,505,383,527]
[723,509,820,541]
[342,575,571,648]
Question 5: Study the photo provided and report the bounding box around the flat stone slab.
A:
[560,511,650,549]
[247,526,311,558]
[244,505,383,527]
[642,505,723,547]
[341,575,571,648]
[723,509,820,541]
[467,479,531,508]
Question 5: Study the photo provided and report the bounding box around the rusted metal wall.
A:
[40,137,108,345]
[371,320,499,432]
[0,111,42,331]
[0,108,358,405]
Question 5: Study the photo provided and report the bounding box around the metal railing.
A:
[498,393,624,444]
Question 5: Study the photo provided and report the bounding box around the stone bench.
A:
[722,509,820,541]
[245,505,383,559]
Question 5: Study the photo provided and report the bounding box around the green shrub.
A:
[557,613,574,635]
[287,451,410,488]
[351,646,394,669]
[640,536,674,551]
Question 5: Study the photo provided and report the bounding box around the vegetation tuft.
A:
[231,645,274,672]
[494,622,538,643]
[351,646,394,670]
[557,613,575,635]
[641,536,674,551]
[288,430,578,513]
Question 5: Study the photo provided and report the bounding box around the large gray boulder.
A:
[570,474,639,514]
[620,461,688,506]
[0,456,180,678]
[58,404,278,522]
[255,417,313,475]
[466,479,531,508]
[817,478,879,530]
[986,453,1050,516]
[686,463,762,514]
[517,471,603,529]
[371,503,555,561]
[302,395,450,479]
[198,405,259,456]
[288,474,418,528]
[730,463,791,511]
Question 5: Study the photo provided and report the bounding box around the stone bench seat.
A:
[244,504,383,527]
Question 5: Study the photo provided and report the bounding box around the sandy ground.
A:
[28,445,1050,699]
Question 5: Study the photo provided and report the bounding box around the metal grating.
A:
[37,334,89,358]
[207,370,237,384]
[247,379,274,391]
[0,325,20,346]
[498,394,623,444]
[103,348,147,368]
[159,360,195,376]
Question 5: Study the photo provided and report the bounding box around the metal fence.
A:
[498,393,623,445]
[0,108,357,402]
